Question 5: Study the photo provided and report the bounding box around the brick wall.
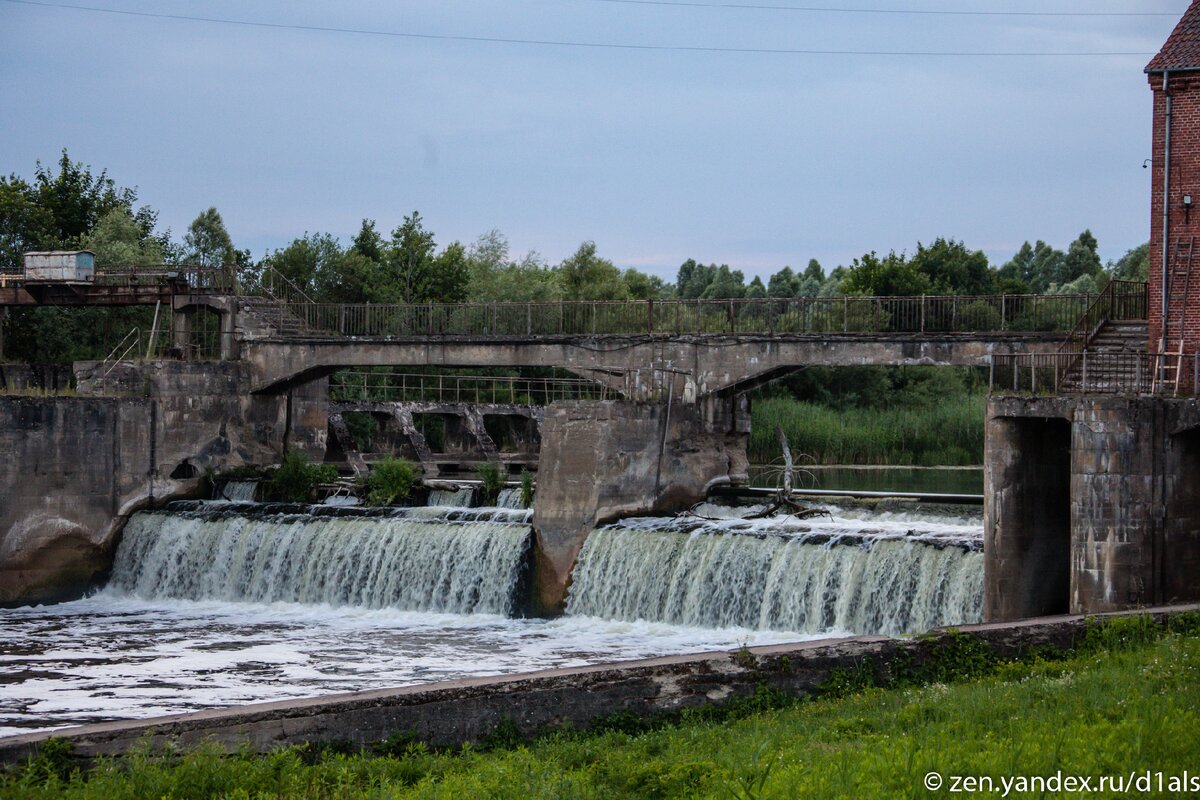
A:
[1149,71,1200,362]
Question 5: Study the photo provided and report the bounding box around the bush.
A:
[520,469,534,508]
[269,450,338,502]
[477,462,504,506]
[366,457,418,506]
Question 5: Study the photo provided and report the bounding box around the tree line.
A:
[1,152,1150,363]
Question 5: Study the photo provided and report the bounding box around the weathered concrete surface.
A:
[329,401,543,477]
[0,398,151,604]
[1,604,1194,765]
[984,405,1072,621]
[242,333,1063,395]
[531,398,749,614]
[0,364,72,393]
[986,396,1200,621]
[0,362,328,606]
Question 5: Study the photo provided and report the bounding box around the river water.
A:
[0,498,983,738]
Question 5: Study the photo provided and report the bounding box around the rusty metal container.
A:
[22,251,96,282]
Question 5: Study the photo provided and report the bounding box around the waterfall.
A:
[218,480,258,502]
[565,510,983,636]
[109,506,531,616]
[496,488,524,509]
[428,488,474,507]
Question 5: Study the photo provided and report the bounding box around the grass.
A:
[5,614,1199,799]
[750,395,985,466]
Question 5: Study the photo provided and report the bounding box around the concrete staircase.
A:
[237,296,314,339]
[1060,321,1149,393]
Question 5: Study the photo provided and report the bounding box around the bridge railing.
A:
[93,264,237,292]
[330,371,611,404]
[991,352,1199,397]
[271,293,1102,338]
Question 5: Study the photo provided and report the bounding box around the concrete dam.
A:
[1,493,984,735]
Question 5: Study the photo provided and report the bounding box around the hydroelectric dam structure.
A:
[1,268,1086,613]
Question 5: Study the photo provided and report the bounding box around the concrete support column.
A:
[984,406,1073,622]
[530,397,749,615]
[1164,410,1200,603]
[172,309,191,355]
[219,307,238,361]
[1069,399,1161,614]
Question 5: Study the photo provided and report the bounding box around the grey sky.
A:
[0,0,1186,281]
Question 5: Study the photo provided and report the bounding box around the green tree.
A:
[262,232,344,298]
[910,238,996,295]
[841,251,930,296]
[1110,243,1150,282]
[558,241,629,301]
[623,268,668,300]
[183,207,236,266]
[745,275,767,299]
[351,219,384,263]
[1059,229,1104,288]
[797,259,825,296]
[379,212,469,304]
[700,265,746,299]
[767,266,799,298]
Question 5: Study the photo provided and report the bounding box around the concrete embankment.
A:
[2,604,1194,766]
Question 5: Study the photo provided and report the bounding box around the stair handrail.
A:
[1058,280,1148,355]
[253,264,317,306]
[98,328,142,380]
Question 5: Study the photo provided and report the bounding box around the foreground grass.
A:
[5,616,1199,799]
[750,395,985,466]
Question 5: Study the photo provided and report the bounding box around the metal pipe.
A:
[1162,70,1173,354]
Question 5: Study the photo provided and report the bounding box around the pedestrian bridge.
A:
[236,294,1089,396]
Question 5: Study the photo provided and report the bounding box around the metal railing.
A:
[258,293,1102,339]
[93,263,237,292]
[991,352,1200,397]
[329,371,611,404]
[1058,280,1148,355]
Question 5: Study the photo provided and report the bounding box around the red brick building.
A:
[1147,1,1200,378]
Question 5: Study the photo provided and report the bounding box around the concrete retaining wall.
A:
[0,362,328,605]
[1,604,1193,766]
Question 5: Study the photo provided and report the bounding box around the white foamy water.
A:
[0,500,983,738]
[565,504,983,636]
[0,596,814,738]
[110,507,530,615]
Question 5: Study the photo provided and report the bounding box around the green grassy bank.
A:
[6,614,1198,799]
[750,395,985,467]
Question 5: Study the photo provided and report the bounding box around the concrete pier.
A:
[531,397,750,614]
[985,395,1200,621]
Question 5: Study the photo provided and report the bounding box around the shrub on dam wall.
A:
[365,457,418,506]
[268,450,338,503]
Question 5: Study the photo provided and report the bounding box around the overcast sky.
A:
[0,0,1188,280]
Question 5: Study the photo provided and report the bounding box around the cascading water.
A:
[565,504,983,636]
[109,505,531,616]
[428,488,474,507]
[218,480,258,502]
[496,488,524,509]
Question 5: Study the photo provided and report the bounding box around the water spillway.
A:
[109,505,532,616]
[565,506,984,636]
[2,499,985,735]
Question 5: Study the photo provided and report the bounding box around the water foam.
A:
[109,507,530,616]
[566,506,983,636]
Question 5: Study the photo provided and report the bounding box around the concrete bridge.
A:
[234,294,1083,395]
